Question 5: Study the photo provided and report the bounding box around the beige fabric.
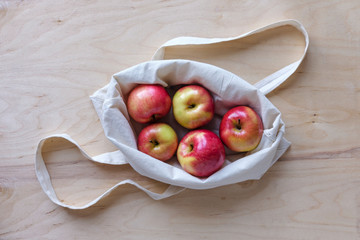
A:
[35,19,309,209]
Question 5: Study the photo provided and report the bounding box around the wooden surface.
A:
[1,0,360,239]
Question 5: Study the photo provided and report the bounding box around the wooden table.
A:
[1,1,359,239]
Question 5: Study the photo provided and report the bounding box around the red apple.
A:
[172,85,214,129]
[137,123,178,161]
[177,129,225,177]
[219,106,263,152]
[127,84,171,123]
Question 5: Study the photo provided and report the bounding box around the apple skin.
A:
[219,106,263,152]
[177,129,225,177]
[127,84,171,123]
[172,85,214,129]
[137,123,178,161]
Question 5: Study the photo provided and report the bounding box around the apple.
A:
[219,106,263,152]
[137,123,178,161]
[177,129,225,177]
[127,84,171,123]
[172,85,214,129]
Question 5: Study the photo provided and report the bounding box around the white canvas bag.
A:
[36,19,309,209]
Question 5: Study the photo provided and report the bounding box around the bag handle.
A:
[152,19,309,95]
[35,134,185,210]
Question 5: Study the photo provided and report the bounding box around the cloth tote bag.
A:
[36,19,309,209]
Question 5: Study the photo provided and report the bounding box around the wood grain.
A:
[1,0,359,239]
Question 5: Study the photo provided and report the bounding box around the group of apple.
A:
[127,84,264,178]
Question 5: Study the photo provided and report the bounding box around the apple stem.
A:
[149,139,159,146]
[189,144,194,151]
[151,114,156,121]
[188,104,196,109]
[236,119,241,130]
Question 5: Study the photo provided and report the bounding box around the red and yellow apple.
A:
[137,123,178,161]
[219,106,263,152]
[177,129,225,177]
[172,85,214,129]
[127,84,171,123]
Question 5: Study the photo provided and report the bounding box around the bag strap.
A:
[152,19,309,95]
[35,134,185,210]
